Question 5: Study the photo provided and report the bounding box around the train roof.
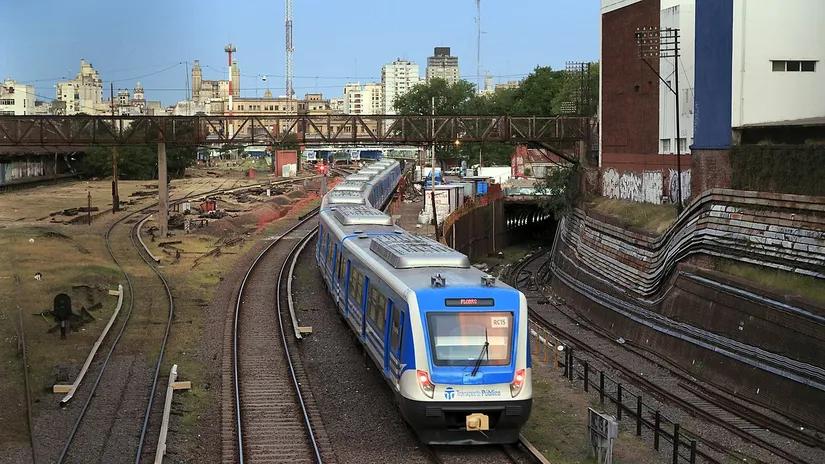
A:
[334,180,368,192]
[330,205,394,226]
[326,189,367,205]
[369,233,470,269]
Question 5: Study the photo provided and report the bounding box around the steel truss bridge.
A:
[0,114,589,150]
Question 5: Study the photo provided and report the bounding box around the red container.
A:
[275,150,298,176]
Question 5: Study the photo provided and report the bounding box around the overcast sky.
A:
[2,0,599,104]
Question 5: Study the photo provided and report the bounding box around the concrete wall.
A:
[732,0,825,126]
[659,0,695,154]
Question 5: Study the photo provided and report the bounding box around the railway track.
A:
[510,251,824,464]
[426,436,548,464]
[231,208,332,463]
[54,176,311,463]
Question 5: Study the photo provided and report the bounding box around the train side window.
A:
[389,304,402,354]
[327,240,335,268]
[349,267,363,307]
[367,286,387,333]
[337,250,344,282]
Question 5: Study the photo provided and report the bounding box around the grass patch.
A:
[586,197,677,235]
[524,362,662,464]
[717,259,825,306]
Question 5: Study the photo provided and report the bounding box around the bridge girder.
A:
[0,114,589,149]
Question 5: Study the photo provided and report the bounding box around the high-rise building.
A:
[56,59,103,115]
[426,47,460,85]
[381,59,421,114]
[343,82,383,115]
[0,79,36,115]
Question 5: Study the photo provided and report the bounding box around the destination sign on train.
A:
[444,298,495,307]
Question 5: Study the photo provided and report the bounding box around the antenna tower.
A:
[285,0,294,99]
[476,0,481,91]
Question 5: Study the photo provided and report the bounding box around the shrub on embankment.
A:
[731,144,825,196]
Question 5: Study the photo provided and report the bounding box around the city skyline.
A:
[2,0,599,105]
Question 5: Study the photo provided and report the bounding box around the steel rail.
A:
[519,253,815,464]
[232,207,321,463]
[276,223,324,462]
[56,176,309,463]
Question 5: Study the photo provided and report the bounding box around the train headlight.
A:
[417,370,435,398]
[510,368,526,398]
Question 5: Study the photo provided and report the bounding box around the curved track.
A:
[56,177,308,463]
[510,251,824,464]
[232,209,329,463]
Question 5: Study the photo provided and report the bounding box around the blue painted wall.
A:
[693,0,733,149]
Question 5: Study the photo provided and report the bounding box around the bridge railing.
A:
[0,114,589,147]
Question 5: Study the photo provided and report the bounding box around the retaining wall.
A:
[550,189,825,427]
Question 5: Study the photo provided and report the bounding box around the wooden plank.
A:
[52,385,72,394]
[171,381,191,391]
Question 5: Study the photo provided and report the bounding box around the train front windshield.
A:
[427,312,513,366]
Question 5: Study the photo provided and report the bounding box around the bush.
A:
[730,144,825,196]
[77,145,197,180]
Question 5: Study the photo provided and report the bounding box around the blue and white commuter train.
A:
[315,160,531,444]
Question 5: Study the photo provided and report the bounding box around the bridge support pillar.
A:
[158,142,168,238]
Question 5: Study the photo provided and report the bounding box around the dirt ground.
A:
[0,170,305,459]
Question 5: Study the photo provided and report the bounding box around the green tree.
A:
[393,78,477,115]
[77,145,196,180]
[534,164,581,219]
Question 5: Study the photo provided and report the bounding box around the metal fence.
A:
[530,320,709,464]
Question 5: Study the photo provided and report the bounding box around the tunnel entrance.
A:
[503,202,557,247]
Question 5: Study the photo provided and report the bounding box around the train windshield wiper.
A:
[470,328,489,377]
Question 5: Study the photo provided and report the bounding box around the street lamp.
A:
[635,26,684,212]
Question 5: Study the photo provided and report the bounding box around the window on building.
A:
[772,60,817,72]
[678,138,687,153]
[661,138,671,153]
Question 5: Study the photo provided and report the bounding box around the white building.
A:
[426,47,460,85]
[0,79,36,115]
[343,82,384,115]
[56,59,103,115]
[381,59,421,114]
[731,0,824,127]
[659,0,695,155]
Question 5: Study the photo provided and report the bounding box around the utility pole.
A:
[635,27,683,212]
[158,141,169,238]
[430,97,441,241]
[110,83,120,213]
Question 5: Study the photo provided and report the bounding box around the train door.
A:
[385,302,405,388]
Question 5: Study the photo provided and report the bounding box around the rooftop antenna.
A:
[285,0,294,99]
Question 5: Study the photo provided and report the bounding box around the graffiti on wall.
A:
[601,168,663,204]
[668,169,692,206]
